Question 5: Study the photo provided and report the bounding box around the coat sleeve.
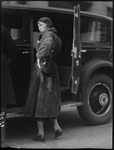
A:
[36,33,54,60]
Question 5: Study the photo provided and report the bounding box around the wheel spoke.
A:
[89,83,111,116]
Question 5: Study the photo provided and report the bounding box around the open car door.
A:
[71,5,81,95]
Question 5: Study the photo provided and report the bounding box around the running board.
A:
[61,101,83,111]
[6,102,83,118]
[6,107,24,118]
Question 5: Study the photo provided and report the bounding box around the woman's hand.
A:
[37,59,41,69]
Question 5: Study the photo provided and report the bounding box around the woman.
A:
[24,17,62,141]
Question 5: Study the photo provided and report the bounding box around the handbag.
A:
[40,58,52,74]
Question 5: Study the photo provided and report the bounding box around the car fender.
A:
[79,58,113,92]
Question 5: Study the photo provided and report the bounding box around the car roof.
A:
[2,3,112,22]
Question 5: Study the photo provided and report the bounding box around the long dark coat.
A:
[24,27,62,118]
[1,25,16,106]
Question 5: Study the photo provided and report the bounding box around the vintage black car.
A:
[1,4,113,125]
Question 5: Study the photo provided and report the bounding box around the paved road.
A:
[5,106,112,149]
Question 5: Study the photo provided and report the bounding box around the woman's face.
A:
[38,21,47,33]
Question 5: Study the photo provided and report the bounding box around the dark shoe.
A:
[55,128,63,138]
[32,135,45,142]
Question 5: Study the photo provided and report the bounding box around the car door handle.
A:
[81,49,86,52]
[22,51,30,54]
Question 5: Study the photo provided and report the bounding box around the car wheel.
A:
[77,74,112,125]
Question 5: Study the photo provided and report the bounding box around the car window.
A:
[2,11,30,44]
[80,16,108,44]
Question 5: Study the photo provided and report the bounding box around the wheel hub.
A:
[99,93,108,106]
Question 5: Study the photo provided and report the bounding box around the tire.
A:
[77,74,112,125]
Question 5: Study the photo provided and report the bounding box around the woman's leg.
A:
[53,118,62,137]
[53,118,61,130]
[32,120,45,141]
[37,120,44,136]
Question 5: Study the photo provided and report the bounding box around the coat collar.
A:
[41,27,57,36]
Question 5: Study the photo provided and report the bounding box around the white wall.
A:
[26,1,48,7]
[88,1,107,16]
[88,1,112,16]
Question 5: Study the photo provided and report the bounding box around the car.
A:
[1,4,113,125]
